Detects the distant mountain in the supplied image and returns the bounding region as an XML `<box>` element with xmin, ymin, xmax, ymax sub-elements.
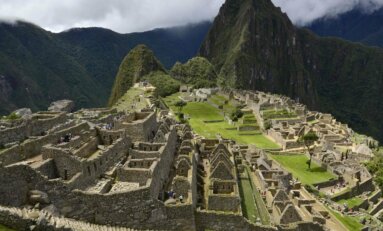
<box><xmin>0</xmin><ymin>21</ymin><xmax>211</xmax><ymax>114</ymax></box>
<box><xmin>307</xmin><ymin>7</ymin><xmax>383</xmax><ymax>47</ymax></box>
<box><xmin>200</xmin><ymin>0</ymin><xmax>383</xmax><ymax>142</ymax></box>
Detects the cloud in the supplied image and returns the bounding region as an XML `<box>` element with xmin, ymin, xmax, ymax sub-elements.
<box><xmin>271</xmin><ymin>0</ymin><xmax>383</xmax><ymax>25</ymax></box>
<box><xmin>2</xmin><ymin>0</ymin><xmax>383</xmax><ymax>33</ymax></box>
<box><xmin>0</xmin><ymin>0</ymin><xmax>225</xmax><ymax>33</ymax></box>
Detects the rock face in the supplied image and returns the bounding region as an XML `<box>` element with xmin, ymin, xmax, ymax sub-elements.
<box><xmin>13</xmin><ymin>108</ymin><xmax>32</xmax><ymax>119</ymax></box>
<box><xmin>108</xmin><ymin>45</ymin><xmax>166</xmax><ymax>106</ymax></box>
<box><xmin>48</xmin><ymin>100</ymin><xmax>74</xmax><ymax>113</ymax></box>
<box><xmin>200</xmin><ymin>0</ymin><xmax>383</xmax><ymax>142</ymax></box>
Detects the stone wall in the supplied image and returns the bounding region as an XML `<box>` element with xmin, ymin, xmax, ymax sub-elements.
<box><xmin>0</xmin><ymin>122</ymin><xmax>89</xmax><ymax>167</ymax></box>
<box><xmin>195</xmin><ymin>210</ymin><xmax>276</xmax><ymax>231</ymax></box>
<box><xmin>117</xmin><ymin>112</ymin><xmax>158</xmax><ymax>142</ymax></box>
<box><xmin>207</xmin><ymin>194</ymin><xmax>240</xmax><ymax>212</ymax></box>
<box><xmin>118</xmin><ymin>167</ymin><xmax>152</xmax><ymax>186</ymax></box>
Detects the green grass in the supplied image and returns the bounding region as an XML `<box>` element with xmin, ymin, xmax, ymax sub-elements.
<box><xmin>238</xmin><ymin>170</ymin><xmax>259</xmax><ymax>222</ymax></box>
<box><xmin>269</xmin><ymin>154</ymin><xmax>336</xmax><ymax>185</ymax></box>
<box><xmin>209</xmin><ymin>94</ymin><xmax>227</xmax><ymax>106</ymax></box>
<box><xmin>0</xmin><ymin>225</ymin><xmax>14</xmax><ymax>231</ymax></box>
<box><xmin>337</xmin><ymin>197</ymin><xmax>364</xmax><ymax>208</ymax></box>
<box><xmin>113</xmin><ymin>87</ymin><xmax>148</xmax><ymax>112</ymax></box>
<box><xmin>327</xmin><ymin>207</ymin><xmax>363</xmax><ymax>231</ymax></box>
<box><xmin>164</xmin><ymin>97</ymin><xmax>279</xmax><ymax>148</ymax></box>
<box><xmin>245</xmin><ymin>167</ymin><xmax>270</xmax><ymax>225</ymax></box>
<box><xmin>163</xmin><ymin>93</ymin><xmax>279</xmax><ymax>148</ymax></box>
<box><xmin>261</xmin><ymin>109</ymin><xmax>297</xmax><ymax>120</ymax></box>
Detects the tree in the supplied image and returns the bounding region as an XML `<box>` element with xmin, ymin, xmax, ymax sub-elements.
<box><xmin>174</xmin><ymin>100</ymin><xmax>187</xmax><ymax>113</ymax></box>
<box><xmin>299</xmin><ymin>132</ymin><xmax>319</xmax><ymax>169</ymax></box>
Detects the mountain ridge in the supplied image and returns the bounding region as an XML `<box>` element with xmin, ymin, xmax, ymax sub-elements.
<box><xmin>307</xmin><ymin>7</ymin><xmax>383</xmax><ymax>48</ymax></box>
<box><xmin>0</xmin><ymin>20</ymin><xmax>211</xmax><ymax>114</ymax></box>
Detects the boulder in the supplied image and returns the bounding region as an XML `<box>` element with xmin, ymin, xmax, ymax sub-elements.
<box><xmin>13</xmin><ymin>108</ymin><xmax>32</xmax><ymax>119</ymax></box>
<box><xmin>48</xmin><ymin>100</ymin><xmax>74</xmax><ymax>112</ymax></box>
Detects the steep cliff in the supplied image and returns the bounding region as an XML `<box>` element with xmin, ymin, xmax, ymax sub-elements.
<box><xmin>200</xmin><ymin>0</ymin><xmax>383</xmax><ymax>141</ymax></box>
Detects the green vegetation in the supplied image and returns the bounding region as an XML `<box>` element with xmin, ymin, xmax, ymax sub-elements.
<box><xmin>0</xmin><ymin>21</ymin><xmax>211</xmax><ymax>114</ymax></box>
<box><xmin>238</xmin><ymin>169</ymin><xmax>259</xmax><ymax>223</ymax></box>
<box><xmin>109</xmin><ymin>45</ymin><xmax>166</xmax><ymax>106</ymax></box>
<box><xmin>170</xmin><ymin>57</ymin><xmax>217</xmax><ymax>88</ymax></box>
<box><xmin>245</xmin><ymin>166</ymin><xmax>270</xmax><ymax>224</ymax></box>
<box><xmin>113</xmin><ymin>88</ymin><xmax>147</xmax><ymax>112</ymax></box>
<box><xmin>163</xmin><ymin>93</ymin><xmax>279</xmax><ymax>149</ymax></box>
<box><xmin>143</xmin><ymin>71</ymin><xmax>180</xmax><ymax>98</ymax></box>
<box><xmin>269</xmin><ymin>154</ymin><xmax>335</xmax><ymax>185</ymax></box>
<box><xmin>230</xmin><ymin>108</ymin><xmax>244</xmax><ymax>122</ymax></box>
<box><xmin>2</xmin><ymin>112</ymin><xmax>21</xmax><ymax>121</ymax></box>
<box><xmin>0</xmin><ymin>225</ymin><xmax>14</xmax><ymax>231</ymax></box>
<box><xmin>262</xmin><ymin>109</ymin><xmax>297</xmax><ymax>120</ymax></box>
<box><xmin>174</xmin><ymin>100</ymin><xmax>187</xmax><ymax>112</ymax></box>
<box><xmin>209</xmin><ymin>94</ymin><xmax>237</xmax><ymax>114</ymax></box>
<box><xmin>365</xmin><ymin>151</ymin><xmax>383</xmax><ymax>191</ymax></box>
<box><xmin>337</xmin><ymin>197</ymin><xmax>364</xmax><ymax>208</ymax></box>
<box><xmin>326</xmin><ymin>207</ymin><xmax>363</xmax><ymax>231</ymax></box>
<box><xmin>199</xmin><ymin>0</ymin><xmax>383</xmax><ymax>144</ymax></box>
<box><xmin>299</xmin><ymin>132</ymin><xmax>319</xmax><ymax>169</ymax></box>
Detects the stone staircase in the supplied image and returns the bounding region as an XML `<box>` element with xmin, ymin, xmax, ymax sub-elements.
<box><xmin>0</xmin><ymin>206</ymin><xmax>156</xmax><ymax>231</ymax></box>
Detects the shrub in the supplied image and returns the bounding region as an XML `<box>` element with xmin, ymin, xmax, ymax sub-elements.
<box><xmin>230</xmin><ymin>108</ymin><xmax>244</xmax><ymax>121</ymax></box>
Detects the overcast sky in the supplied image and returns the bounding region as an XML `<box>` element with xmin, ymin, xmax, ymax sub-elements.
<box><xmin>1</xmin><ymin>0</ymin><xmax>383</xmax><ymax>33</ymax></box>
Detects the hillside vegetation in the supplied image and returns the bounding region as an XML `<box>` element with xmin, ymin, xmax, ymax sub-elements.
<box><xmin>108</xmin><ymin>45</ymin><xmax>166</xmax><ymax>106</ymax></box>
<box><xmin>0</xmin><ymin>21</ymin><xmax>211</xmax><ymax>114</ymax></box>
<box><xmin>170</xmin><ymin>57</ymin><xmax>218</xmax><ymax>88</ymax></box>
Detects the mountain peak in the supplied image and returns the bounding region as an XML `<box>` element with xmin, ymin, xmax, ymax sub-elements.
<box><xmin>108</xmin><ymin>44</ymin><xmax>166</xmax><ymax>106</ymax></box>
<box><xmin>200</xmin><ymin>0</ymin><xmax>383</xmax><ymax>142</ymax></box>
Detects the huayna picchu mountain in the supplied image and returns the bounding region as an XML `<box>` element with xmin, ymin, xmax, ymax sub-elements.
<box><xmin>108</xmin><ymin>45</ymin><xmax>166</xmax><ymax>106</ymax></box>
<box><xmin>0</xmin><ymin>21</ymin><xmax>211</xmax><ymax>114</ymax></box>
<box><xmin>200</xmin><ymin>0</ymin><xmax>383</xmax><ymax>142</ymax></box>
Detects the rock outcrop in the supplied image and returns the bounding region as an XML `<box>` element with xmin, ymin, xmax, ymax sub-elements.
<box><xmin>48</xmin><ymin>100</ymin><xmax>74</xmax><ymax>113</ymax></box>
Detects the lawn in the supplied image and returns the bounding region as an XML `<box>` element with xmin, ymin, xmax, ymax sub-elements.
<box><xmin>163</xmin><ymin>96</ymin><xmax>280</xmax><ymax>149</ymax></box>
<box><xmin>269</xmin><ymin>154</ymin><xmax>336</xmax><ymax>185</ymax></box>
<box><xmin>113</xmin><ymin>87</ymin><xmax>148</xmax><ymax>112</ymax></box>
<box><xmin>238</xmin><ymin>169</ymin><xmax>259</xmax><ymax>223</ymax></box>
<box><xmin>245</xmin><ymin>167</ymin><xmax>270</xmax><ymax>225</ymax></box>
<box><xmin>327</xmin><ymin>207</ymin><xmax>363</xmax><ymax>231</ymax></box>
<box><xmin>261</xmin><ymin>109</ymin><xmax>297</xmax><ymax>120</ymax></box>
<box><xmin>337</xmin><ymin>197</ymin><xmax>364</xmax><ymax>208</ymax></box>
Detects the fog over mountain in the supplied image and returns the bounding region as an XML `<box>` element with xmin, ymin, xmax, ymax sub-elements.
<box><xmin>1</xmin><ymin>0</ymin><xmax>383</xmax><ymax>33</ymax></box>
<box><xmin>0</xmin><ymin>0</ymin><xmax>224</xmax><ymax>33</ymax></box>
<box><xmin>272</xmin><ymin>0</ymin><xmax>383</xmax><ymax>25</ymax></box>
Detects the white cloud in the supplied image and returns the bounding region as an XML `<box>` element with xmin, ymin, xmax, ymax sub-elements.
<box><xmin>0</xmin><ymin>0</ymin><xmax>225</xmax><ymax>33</ymax></box>
<box><xmin>271</xmin><ymin>0</ymin><xmax>383</xmax><ymax>25</ymax></box>
<box><xmin>1</xmin><ymin>0</ymin><xmax>383</xmax><ymax>32</ymax></box>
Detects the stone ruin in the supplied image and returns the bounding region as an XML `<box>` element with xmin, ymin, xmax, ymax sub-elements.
<box><xmin>0</xmin><ymin>104</ymin><xmax>199</xmax><ymax>230</ymax></box>
<box><xmin>255</xmin><ymin>153</ymin><xmax>330</xmax><ymax>228</ymax></box>
<box><xmin>1</xmin><ymin>91</ymin><xmax>381</xmax><ymax>230</ymax></box>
